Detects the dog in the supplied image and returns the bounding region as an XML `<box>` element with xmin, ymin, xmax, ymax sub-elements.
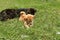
<box><xmin>17</xmin><ymin>8</ymin><xmax>36</xmax><ymax>15</ymax></box>
<box><xmin>19</xmin><ymin>11</ymin><xmax>34</xmax><ymax>28</ymax></box>
<box><xmin>27</xmin><ymin>8</ymin><xmax>36</xmax><ymax>15</ymax></box>
<box><xmin>0</xmin><ymin>8</ymin><xmax>36</xmax><ymax>21</ymax></box>
<box><xmin>0</xmin><ymin>9</ymin><xmax>19</xmax><ymax>21</ymax></box>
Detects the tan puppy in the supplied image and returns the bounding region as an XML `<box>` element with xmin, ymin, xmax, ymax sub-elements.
<box><xmin>19</xmin><ymin>11</ymin><xmax>34</xmax><ymax>28</ymax></box>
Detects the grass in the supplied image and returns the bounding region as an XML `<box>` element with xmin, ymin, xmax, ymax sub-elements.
<box><xmin>0</xmin><ymin>0</ymin><xmax>60</xmax><ymax>40</ymax></box>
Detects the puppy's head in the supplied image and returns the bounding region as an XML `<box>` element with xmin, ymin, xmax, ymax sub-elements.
<box><xmin>27</xmin><ymin>14</ymin><xmax>34</xmax><ymax>20</ymax></box>
<box><xmin>24</xmin><ymin>14</ymin><xmax>34</xmax><ymax>26</ymax></box>
<box><xmin>27</xmin><ymin>8</ymin><xmax>36</xmax><ymax>15</ymax></box>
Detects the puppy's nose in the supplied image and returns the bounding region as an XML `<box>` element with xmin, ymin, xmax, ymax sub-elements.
<box><xmin>30</xmin><ymin>24</ymin><xmax>32</xmax><ymax>25</ymax></box>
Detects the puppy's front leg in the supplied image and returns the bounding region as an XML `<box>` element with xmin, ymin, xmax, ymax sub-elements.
<box><xmin>30</xmin><ymin>21</ymin><xmax>33</xmax><ymax>27</ymax></box>
<box><xmin>24</xmin><ymin>21</ymin><xmax>29</xmax><ymax>28</ymax></box>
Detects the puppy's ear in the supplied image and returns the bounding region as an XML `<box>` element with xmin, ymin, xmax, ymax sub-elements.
<box><xmin>30</xmin><ymin>15</ymin><xmax>35</xmax><ymax>19</ymax></box>
<box><xmin>28</xmin><ymin>8</ymin><xmax>37</xmax><ymax>15</ymax></box>
<box><xmin>20</xmin><ymin>11</ymin><xmax>26</xmax><ymax>16</ymax></box>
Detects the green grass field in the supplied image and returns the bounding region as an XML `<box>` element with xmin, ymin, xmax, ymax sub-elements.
<box><xmin>0</xmin><ymin>0</ymin><xmax>60</xmax><ymax>40</ymax></box>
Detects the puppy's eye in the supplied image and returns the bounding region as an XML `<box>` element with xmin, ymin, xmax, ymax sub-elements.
<box><xmin>24</xmin><ymin>18</ymin><xmax>27</xmax><ymax>21</ymax></box>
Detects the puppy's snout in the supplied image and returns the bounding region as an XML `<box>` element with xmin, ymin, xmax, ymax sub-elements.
<box><xmin>30</xmin><ymin>23</ymin><xmax>32</xmax><ymax>25</ymax></box>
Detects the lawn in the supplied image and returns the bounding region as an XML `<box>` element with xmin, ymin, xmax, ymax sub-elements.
<box><xmin>0</xmin><ymin>0</ymin><xmax>60</xmax><ymax>40</ymax></box>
